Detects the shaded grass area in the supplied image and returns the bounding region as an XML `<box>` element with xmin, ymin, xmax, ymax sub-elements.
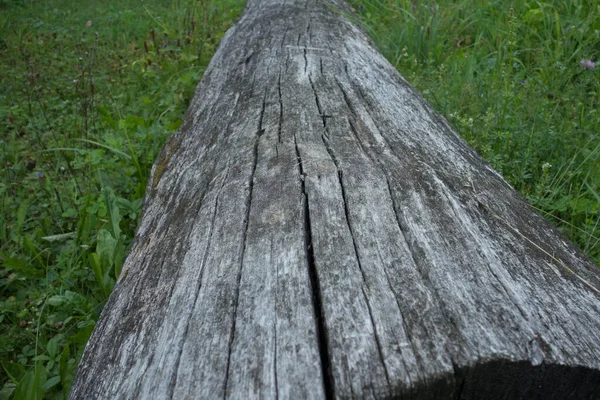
<box><xmin>347</xmin><ymin>0</ymin><xmax>600</xmax><ymax>264</ymax></box>
<box><xmin>0</xmin><ymin>0</ymin><xmax>243</xmax><ymax>398</ymax></box>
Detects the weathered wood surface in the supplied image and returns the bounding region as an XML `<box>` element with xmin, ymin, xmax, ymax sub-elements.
<box><xmin>70</xmin><ymin>0</ymin><xmax>600</xmax><ymax>398</ymax></box>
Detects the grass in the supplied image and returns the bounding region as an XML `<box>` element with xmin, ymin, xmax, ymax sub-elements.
<box><xmin>347</xmin><ymin>0</ymin><xmax>600</xmax><ymax>264</ymax></box>
<box><xmin>0</xmin><ymin>0</ymin><xmax>243</xmax><ymax>398</ymax></box>
<box><xmin>0</xmin><ymin>0</ymin><xmax>598</xmax><ymax>398</ymax></box>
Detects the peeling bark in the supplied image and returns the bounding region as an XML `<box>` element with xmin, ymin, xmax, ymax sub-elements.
<box><xmin>70</xmin><ymin>0</ymin><xmax>600</xmax><ymax>399</ymax></box>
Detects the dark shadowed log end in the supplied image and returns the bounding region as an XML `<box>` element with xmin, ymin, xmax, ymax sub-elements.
<box><xmin>445</xmin><ymin>360</ymin><xmax>600</xmax><ymax>400</ymax></box>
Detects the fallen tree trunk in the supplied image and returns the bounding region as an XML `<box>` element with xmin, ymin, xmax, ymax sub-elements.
<box><xmin>70</xmin><ymin>0</ymin><xmax>600</xmax><ymax>398</ymax></box>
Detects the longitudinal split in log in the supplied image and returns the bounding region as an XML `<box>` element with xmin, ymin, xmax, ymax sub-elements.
<box><xmin>70</xmin><ymin>0</ymin><xmax>600</xmax><ymax>399</ymax></box>
<box><xmin>295</xmin><ymin>132</ymin><xmax>334</xmax><ymax>399</ymax></box>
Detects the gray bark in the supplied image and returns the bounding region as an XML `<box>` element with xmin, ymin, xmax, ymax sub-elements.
<box><xmin>70</xmin><ymin>0</ymin><xmax>600</xmax><ymax>398</ymax></box>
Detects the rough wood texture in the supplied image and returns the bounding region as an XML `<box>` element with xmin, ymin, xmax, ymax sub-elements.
<box><xmin>70</xmin><ymin>0</ymin><xmax>600</xmax><ymax>398</ymax></box>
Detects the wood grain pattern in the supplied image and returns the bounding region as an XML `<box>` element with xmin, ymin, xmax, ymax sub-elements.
<box><xmin>70</xmin><ymin>0</ymin><xmax>600</xmax><ymax>398</ymax></box>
